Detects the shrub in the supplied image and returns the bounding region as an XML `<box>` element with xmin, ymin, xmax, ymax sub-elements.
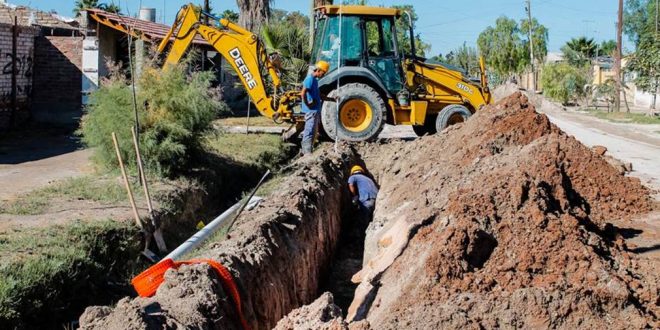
<box><xmin>79</xmin><ymin>63</ymin><xmax>227</xmax><ymax>177</ymax></box>
<box><xmin>540</xmin><ymin>62</ymin><xmax>590</xmax><ymax>105</ymax></box>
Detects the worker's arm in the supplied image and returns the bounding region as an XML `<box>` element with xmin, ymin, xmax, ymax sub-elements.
<box><xmin>300</xmin><ymin>87</ymin><xmax>316</xmax><ymax>109</ymax></box>
<box><xmin>348</xmin><ymin>183</ymin><xmax>357</xmax><ymax>196</ymax></box>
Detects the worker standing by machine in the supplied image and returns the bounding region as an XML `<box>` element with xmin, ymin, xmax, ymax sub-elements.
<box><xmin>348</xmin><ymin>165</ymin><xmax>379</xmax><ymax>224</ymax></box>
<box><xmin>300</xmin><ymin>61</ymin><xmax>330</xmax><ymax>155</ymax></box>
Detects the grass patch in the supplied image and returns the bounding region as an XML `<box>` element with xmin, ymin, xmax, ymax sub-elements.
<box><xmin>587</xmin><ymin>109</ymin><xmax>660</xmax><ymax>124</ymax></box>
<box><xmin>0</xmin><ymin>175</ymin><xmax>141</xmax><ymax>215</ymax></box>
<box><xmin>0</xmin><ymin>220</ymin><xmax>141</xmax><ymax>329</ymax></box>
<box><xmin>256</xmin><ymin>174</ymin><xmax>288</xmax><ymax>197</ymax></box>
<box><xmin>215</xmin><ymin>115</ymin><xmax>286</xmax><ymax>127</ymax></box>
<box><xmin>204</xmin><ymin>132</ymin><xmax>294</xmax><ymax>168</ymax></box>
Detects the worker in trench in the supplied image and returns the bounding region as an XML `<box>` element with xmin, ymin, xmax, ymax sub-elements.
<box><xmin>300</xmin><ymin>60</ymin><xmax>331</xmax><ymax>155</ymax></box>
<box><xmin>348</xmin><ymin>165</ymin><xmax>379</xmax><ymax>225</ymax></box>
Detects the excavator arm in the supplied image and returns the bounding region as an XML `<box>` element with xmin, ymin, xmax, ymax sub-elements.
<box><xmin>157</xmin><ymin>4</ymin><xmax>299</xmax><ymax>122</ymax></box>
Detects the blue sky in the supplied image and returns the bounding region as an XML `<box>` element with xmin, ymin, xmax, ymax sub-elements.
<box><xmin>14</xmin><ymin>0</ymin><xmax>630</xmax><ymax>55</ymax></box>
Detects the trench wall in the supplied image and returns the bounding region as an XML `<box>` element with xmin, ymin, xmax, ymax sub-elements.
<box><xmin>80</xmin><ymin>148</ymin><xmax>357</xmax><ymax>330</ymax></box>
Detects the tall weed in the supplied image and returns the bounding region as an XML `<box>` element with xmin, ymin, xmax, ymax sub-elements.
<box><xmin>80</xmin><ymin>62</ymin><xmax>227</xmax><ymax>177</ymax></box>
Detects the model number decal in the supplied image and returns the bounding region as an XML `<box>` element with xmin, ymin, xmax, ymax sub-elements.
<box><xmin>229</xmin><ymin>48</ymin><xmax>258</xmax><ymax>90</ymax></box>
<box><xmin>457</xmin><ymin>82</ymin><xmax>473</xmax><ymax>94</ymax></box>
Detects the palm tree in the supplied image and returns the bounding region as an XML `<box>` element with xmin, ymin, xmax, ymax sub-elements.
<box><xmin>220</xmin><ymin>9</ymin><xmax>239</xmax><ymax>22</ymax></box>
<box><xmin>73</xmin><ymin>0</ymin><xmax>121</xmax><ymax>16</ymax></box>
<box><xmin>236</xmin><ymin>0</ymin><xmax>271</xmax><ymax>32</ymax></box>
<box><xmin>561</xmin><ymin>37</ymin><xmax>597</xmax><ymax>66</ymax></box>
<box><xmin>98</xmin><ymin>3</ymin><xmax>121</xmax><ymax>14</ymax></box>
<box><xmin>261</xmin><ymin>21</ymin><xmax>310</xmax><ymax>89</ymax></box>
<box><xmin>73</xmin><ymin>0</ymin><xmax>99</xmax><ymax>16</ymax></box>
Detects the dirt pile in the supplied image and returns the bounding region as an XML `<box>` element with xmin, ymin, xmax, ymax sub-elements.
<box><xmin>350</xmin><ymin>92</ymin><xmax>656</xmax><ymax>328</ymax></box>
<box><xmin>78</xmin><ymin>91</ymin><xmax>656</xmax><ymax>329</ymax></box>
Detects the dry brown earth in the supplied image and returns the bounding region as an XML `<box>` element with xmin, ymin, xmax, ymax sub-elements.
<box><xmin>80</xmin><ymin>92</ymin><xmax>658</xmax><ymax>329</ymax></box>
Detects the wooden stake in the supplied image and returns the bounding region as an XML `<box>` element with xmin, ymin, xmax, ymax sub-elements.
<box><xmin>131</xmin><ymin>127</ymin><xmax>167</xmax><ymax>252</ymax></box>
<box><xmin>132</xmin><ymin>127</ymin><xmax>153</xmax><ymax>213</ymax></box>
<box><xmin>112</xmin><ymin>132</ymin><xmax>142</xmax><ymax>229</ymax></box>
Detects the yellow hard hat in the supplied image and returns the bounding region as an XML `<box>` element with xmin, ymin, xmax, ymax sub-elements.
<box><xmin>350</xmin><ymin>165</ymin><xmax>364</xmax><ymax>174</ymax></box>
<box><xmin>315</xmin><ymin>60</ymin><xmax>330</xmax><ymax>73</ymax></box>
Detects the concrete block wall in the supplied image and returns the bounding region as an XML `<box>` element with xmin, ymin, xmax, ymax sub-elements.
<box><xmin>31</xmin><ymin>35</ymin><xmax>83</xmax><ymax>126</ymax></box>
<box><xmin>0</xmin><ymin>23</ymin><xmax>38</xmax><ymax>129</ymax></box>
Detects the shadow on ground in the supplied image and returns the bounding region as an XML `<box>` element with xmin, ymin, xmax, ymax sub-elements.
<box><xmin>0</xmin><ymin>125</ymin><xmax>81</xmax><ymax>164</ymax></box>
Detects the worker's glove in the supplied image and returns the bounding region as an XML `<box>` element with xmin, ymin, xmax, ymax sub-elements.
<box><xmin>352</xmin><ymin>196</ymin><xmax>359</xmax><ymax>206</ymax></box>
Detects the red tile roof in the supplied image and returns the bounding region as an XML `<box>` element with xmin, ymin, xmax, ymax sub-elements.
<box><xmin>85</xmin><ymin>8</ymin><xmax>209</xmax><ymax>45</ymax></box>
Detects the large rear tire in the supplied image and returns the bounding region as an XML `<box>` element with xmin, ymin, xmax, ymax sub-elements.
<box><xmin>436</xmin><ymin>104</ymin><xmax>471</xmax><ymax>132</ymax></box>
<box><xmin>321</xmin><ymin>83</ymin><xmax>386</xmax><ymax>142</ymax></box>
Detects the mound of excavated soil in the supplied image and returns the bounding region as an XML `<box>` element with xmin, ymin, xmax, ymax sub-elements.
<box><xmin>348</xmin><ymin>92</ymin><xmax>656</xmax><ymax>328</ymax></box>
<box><xmin>79</xmin><ymin>92</ymin><xmax>657</xmax><ymax>329</ymax></box>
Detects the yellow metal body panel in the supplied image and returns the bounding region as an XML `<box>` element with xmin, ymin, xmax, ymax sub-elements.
<box><xmin>157</xmin><ymin>4</ymin><xmax>298</xmax><ymax>122</ymax></box>
<box><xmin>318</xmin><ymin>5</ymin><xmax>400</xmax><ymax>17</ymax></box>
<box><xmin>410</xmin><ymin>101</ymin><xmax>428</xmax><ymax>125</ymax></box>
<box><xmin>405</xmin><ymin>60</ymin><xmax>492</xmax><ymax>114</ymax></box>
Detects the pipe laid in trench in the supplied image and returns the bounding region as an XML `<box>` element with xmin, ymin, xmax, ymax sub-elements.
<box><xmin>164</xmin><ymin>196</ymin><xmax>263</xmax><ymax>261</ymax></box>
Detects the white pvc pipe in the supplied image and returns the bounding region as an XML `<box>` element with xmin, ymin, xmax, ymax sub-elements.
<box><xmin>164</xmin><ymin>196</ymin><xmax>263</xmax><ymax>261</ymax></box>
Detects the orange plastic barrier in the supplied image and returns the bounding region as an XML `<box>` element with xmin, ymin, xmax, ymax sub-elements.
<box><xmin>132</xmin><ymin>258</ymin><xmax>250</xmax><ymax>330</ymax></box>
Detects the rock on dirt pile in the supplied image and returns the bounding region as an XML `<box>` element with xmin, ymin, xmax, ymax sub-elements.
<box><xmin>348</xmin><ymin>92</ymin><xmax>656</xmax><ymax>329</ymax></box>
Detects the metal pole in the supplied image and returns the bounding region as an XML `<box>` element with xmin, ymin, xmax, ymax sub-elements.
<box><xmin>246</xmin><ymin>101</ymin><xmax>251</xmax><ymax>134</ymax></box>
<box><xmin>526</xmin><ymin>0</ymin><xmax>535</xmax><ymax>92</ymax></box>
<box><xmin>202</xmin><ymin>0</ymin><xmax>209</xmax><ymax>71</ymax></box>
<box><xmin>334</xmin><ymin>4</ymin><xmax>343</xmax><ymax>153</ymax></box>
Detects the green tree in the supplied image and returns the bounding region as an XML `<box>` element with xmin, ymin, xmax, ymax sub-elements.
<box><xmin>73</xmin><ymin>0</ymin><xmax>120</xmax><ymax>16</ymax></box>
<box><xmin>624</xmin><ymin>0</ymin><xmax>655</xmax><ymax>47</ymax></box>
<box><xmin>99</xmin><ymin>3</ymin><xmax>120</xmax><ymax>13</ymax></box>
<box><xmin>80</xmin><ymin>62</ymin><xmax>225</xmax><ymax>177</ymax></box>
<box><xmin>561</xmin><ymin>37</ymin><xmax>597</xmax><ymax>66</ymax></box>
<box><xmin>393</xmin><ymin>4</ymin><xmax>431</xmax><ymax>57</ymax></box>
<box><xmin>477</xmin><ymin>16</ymin><xmax>527</xmax><ymax>78</ymax></box>
<box><xmin>520</xmin><ymin>17</ymin><xmax>548</xmax><ymax>63</ymax></box>
<box><xmin>261</xmin><ymin>20</ymin><xmax>311</xmax><ymax>89</ymax></box>
<box><xmin>599</xmin><ymin>40</ymin><xmax>617</xmax><ymax>56</ymax></box>
<box><xmin>627</xmin><ymin>34</ymin><xmax>660</xmax><ymax>110</ymax></box>
<box><xmin>541</xmin><ymin>62</ymin><xmax>590</xmax><ymax>105</ymax></box>
<box><xmin>431</xmin><ymin>43</ymin><xmax>480</xmax><ymax>77</ymax></box>
<box><xmin>219</xmin><ymin>9</ymin><xmax>239</xmax><ymax>22</ymax></box>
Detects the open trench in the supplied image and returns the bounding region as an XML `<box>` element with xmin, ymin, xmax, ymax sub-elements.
<box><xmin>79</xmin><ymin>146</ymin><xmax>376</xmax><ymax>329</ymax></box>
<box><xmin>79</xmin><ymin>92</ymin><xmax>659</xmax><ymax>329</ymax></box>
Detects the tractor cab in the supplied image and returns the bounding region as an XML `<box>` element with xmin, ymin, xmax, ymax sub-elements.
<box><xmin>312</xmin><ymin>5</ymin><xmax>406</xmax><ymax>95</ymax></box>
<box><xmin>309</xmin><ymin>5</ymin><xmax>491</xmax><ymax>142</ymax></box>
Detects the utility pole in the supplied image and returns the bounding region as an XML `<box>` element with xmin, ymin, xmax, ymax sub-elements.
<box><xmin>201</xmin><ymin>0</ymin><xmax>210</xmax><ymax>71</ymax></box>
<box><xmin>525</xmin><ymin>0</ymin><xmax>535</xmax><ymax>92</ymax></box>
<box><xmin>614</xmin><ymin>0</ymin><xmax>623</xmax><ymax>112</ymax></box>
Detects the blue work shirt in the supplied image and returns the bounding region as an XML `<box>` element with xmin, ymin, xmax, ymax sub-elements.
<box><xmin>301</xmin><ymin>74</ymin><xmax>321</xmax><ymax>113</ymax></box>
<box><xmin>348</xmin><ymin>173</ymin><xmax>379</xmax><ymax>203</ymax></box>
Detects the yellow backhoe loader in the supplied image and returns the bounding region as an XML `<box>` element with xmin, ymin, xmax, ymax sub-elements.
<box><xmin>158</xmin><ymin>3</ymin><xmax>492</xmax><ymax>141</ymax></box>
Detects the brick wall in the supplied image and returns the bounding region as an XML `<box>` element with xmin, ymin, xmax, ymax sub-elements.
<box><xmin>0</xmin><ymin>23</ymin><xmax>38</xmax><ymax>130</ymax></box>
<box><xmin>31</xmin><ymin>35</ymin><xmax>83</xmax><ymax>126</ymax></box>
